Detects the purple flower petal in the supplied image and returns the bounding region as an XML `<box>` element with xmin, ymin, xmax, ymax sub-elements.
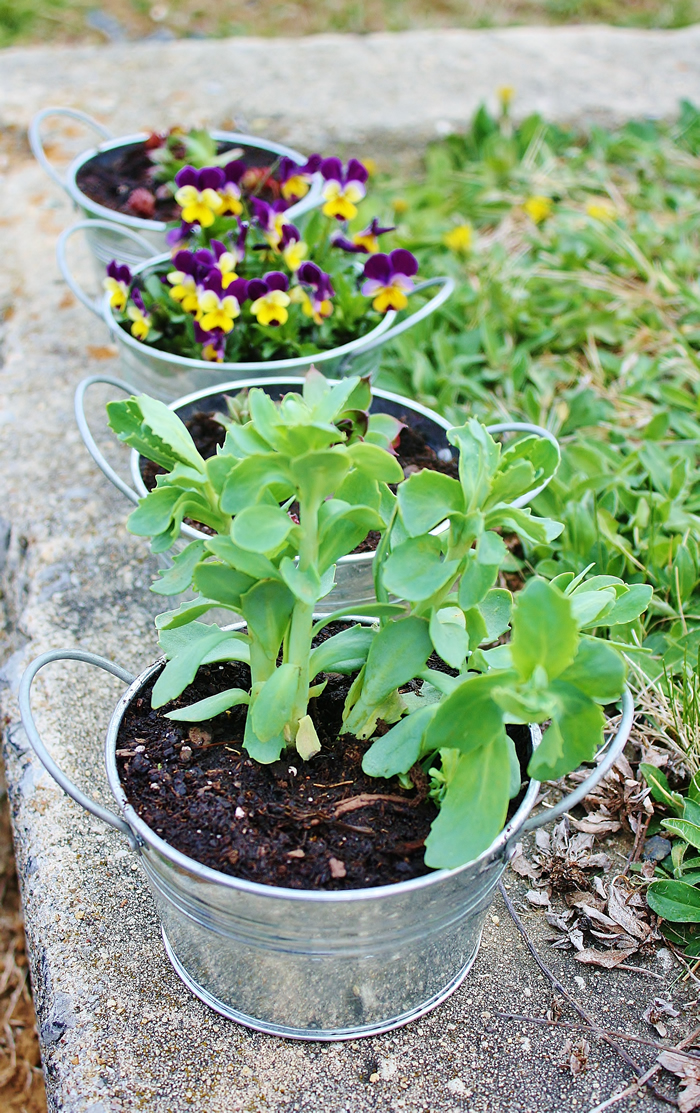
<box><xmin>201</xmin><ymin>271</ymin><xmax>224</xmax><ymax>295</ymax></box>
<box><xmin>172</xmin><ymin>249</ymin><xmax>198</xmax><ymax>275</ymax></box>
<box><xmin>347</xmin><ymin>158</ymin><xmax>369</xmax><ymax>185</ymax></box>
<box><xmin>166</xmin><ymin>221</ymin><xmax>194</xmax><ymax>247</ymax></box>
<box><xmin>174</xmin><ymin>166</ymin><xmax>198</xmax><ymax>188</ymax></box>
<box><xmin>297</xmin><ymin>261</ymin><xmax>322</xmax><ymax>285</ymax></box>
<box><xmin>265</xmin><ymin>271</ymin><xmax>289</xmax><ymax>292</ymax></box>
<box><xmin>303</xmin><ymin>153</ymin><xmax>322</xmax><ymax>175</ymax></box>
<box><xmin>210</xmin><ymin>240</ymin><xmax>228</xmax><ymax>260</ymax></box>
<box><xmin>247</xmin><ymin>278</ymin><xmax>267</xmax><ymax>301</ymax></box>
<box><xmin>198</xmin><ymin>166</ymin><xmax>225</xmax><ymax>191</ymax></box>
<box><xmin>280</xmin><ymin>223</ymin><xmax>300</xmax><ymax>248</ymax></box>
<box><xmin>278</xmin><ymin>156</ymin><xmax>297</xmax><ymax>183</ymax></box>
<box><xmin>223</xmin><ymin>159</ymin><xmax>246</xmax><ymax>184</ymax></box>
<box><xmin>389</xmin><ymin>249</ymin><xmax>418</xmax><ymax>277</ymax></box>
<box><xmin>320</xmin><ymin>156</ymin><xmax>343</xmax><ymax>183</ymax></box>
<box><xmin>193</xmin><ymin>248</ymin><xmax>216</xmax><ymax>267</ymax></box>
<box><xmin>227</xmin><ymin>277</ymin><xmax>249</xmax><ymax>303</ymax></box>
<box><xmin>131</xmin><ymin>286</ymin><xmax>146</xmax><ymax>311</ymax></box>
<box><xmin>250</xmin><ymin>198</ymin><xmax>272</xmax><ymax>227</ymax></box>
<box><xmin>361</xmin><ymin>278</ymin><xmax>384</xmax><ymax>297</ymax></box>
<box><xmin>331</xmin><ymin>233</ymin><xmax>366</xmax><ymax>254</ymax></box>
<box><xmin>362</xmin><ymin>253</ymin><xmax>392</xmax><ymax>283</ymax></box>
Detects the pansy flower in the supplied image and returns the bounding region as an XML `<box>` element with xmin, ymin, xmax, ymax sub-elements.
<box><xmin>332</xmin><ymin>218</ymin><xmax>394</xmax><ymax>255</ymax></box>
<box><xmin>193</xmin><ymin>239</ymin><xmax>239</xmax><ymax>288</ymax></box>
<box><xmin>196</xmin><ymin>272</ymin><xmax>246</xmax><ymax>334</ymax></box>
<box><xmin>166</xmin><ymin>220</ymin><xmax>195</xmax><ymax>249</ymax></box>
<box><xmin>167</xmin><ymin>250</ymin><xmax>203</xmax><ymax>313</ymax></box>
<box><xmin>126</xmin><ymin>287</ymin><xmax>152</xmax><ymax>341</ymax></box>
<box><xmin>280</xmin><ymin>224</ymin><xmax>308</xmax><ymax>272</ymax></box>
<box><xmin>361</xmin><ymin>249</ymin><xmax>418</xmax><ymax>312</ymax></box>
<box><xmin>320</xmin><ymin>158</ymin><xmax>368</xmax><ymax>221</ymax></box>
<box><xmin>174</xmin><ymin>166</ymin><xmax>225</xmax><ymax>228</ymax></box>
<box><xmin>250</xmin><ymin>198</ymin><xmax>290</xmax><ymax>249</ymax></box>
<box><xmin>248</xmin><ymin>272</ymin><xmax>291</xmax><ymax>327</ymax></box>
<box><xmin>194</xmin><ymin>322</ymin><xmax>227</xmax><ymax>363</ymax></box>
<box><xmin>103</xmin><ymin>260</ymin><xmax>132</xmax><ymax>311</ymax></box>
<box><xmin>292</xmin><ymin>261</ymin><xmax>334</xmax><ymax>324</ymax></box>
<box><xmin>218</xmin><ymin>161</ymin><xmax>246</xmax><ymax>216</ymax></box>
<box><xmin>278</xmin><ymin>154</ymin><xmax>322</xmax><ymax>202</ymax></box>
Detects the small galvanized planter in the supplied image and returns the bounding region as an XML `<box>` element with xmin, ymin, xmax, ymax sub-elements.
<box><xmin>75</xmin><ymin>374</ymin><xmax>559</xmax><ymax>611</ymax></box>
<box><xmin>58</xmin><ymin>223</ymin><xmax>456</xmax><ymax>401</ymax></box>
<box><xmin>30</xmin><ymin>107</ymin><xmax>322</xmax><ymax>269</ymax></box>
<box><xmin>19</xmin><ymin>644</ymin><xmax>634</xmax><ymax>1040</ymax></box>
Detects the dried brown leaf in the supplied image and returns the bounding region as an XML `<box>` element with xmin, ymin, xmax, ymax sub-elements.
<box><xmin>560</xmin><ymin>1037</ymin><xmax>590</xmax><ymax>1076</ymax></box>
<box><xmin>575</xmin><ymin>948</ymin><xmax>637</xmax><ymax>969</ymax></box>
<box><xmin>658</xmin><ymin>1051</ymin><xmax>700</xmax><ymax>1112</ymax></box>
<box><xmin>608</xmin><ymin>880</ymin><xmax>652</xmax><ymax>942</ymax></box>
<box><xmin>509</xmin><ymin>842</ymin><xmax>540</xmax><ymax>880</ymax></box>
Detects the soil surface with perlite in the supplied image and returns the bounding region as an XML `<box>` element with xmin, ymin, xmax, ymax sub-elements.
<box><xmin>118</xmin><ymin>627</ymin><xmax>531</xmax><ymax>891</ymax></box>
<box><xmin>140</xmin><ymin>411</ymin><xmax>458</xmax><ymax>549</ymax></box>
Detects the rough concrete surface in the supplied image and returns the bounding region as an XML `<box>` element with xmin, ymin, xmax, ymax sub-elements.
<box><xmin>2</xmin><ymin>30</ymin><xmax>700</xmax><ymax>1113</ymax></box>
<box><xmin>2</xmin><ymin>26</ymin><xmax>700</xmax><ymax>155</ymax></box>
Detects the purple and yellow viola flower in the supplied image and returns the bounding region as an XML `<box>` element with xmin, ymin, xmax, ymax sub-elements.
<box><xmin>280</xmin><ymin>224</ymin><xmax>308</xmax><ymax>272</ymax></box>
<box><xmin>174</xmin><ymin>166</ymin><xmax>225</xmax><ymax>228</ymax></box>
<box><xmin>218</xmin><ymin>160</ymin><xmax>246</xmax><ymax>216</ymax></box>
<box><xmin>167</xmin><ymin>250</ymin><xmax>203</xmax><ymax>313</ymax></box>
<box><xmin>194</xmin><ymin>239</ymin><xmax>240</xmax><ymax>288</ymax></box>
<box><xmin>126</xmin><ymin>287</ymin><xmax>152</xmax><ymax>341</ymax></box>
<box><xmin>332</xmin><ymin>217</ymin><xmax>395</xmax><ymax>255</ymax></box>
<box><xmin>292</xmin><ymin>261</ymin><xmax>334</xmax><ymax>325</ymax></box>
<box><xmin>278</xmin><ymin>154</ymin><xmax>322</xmax><ymax>202</ymax></box>
<box><xmin>194</xmin><ymin>322</ymin><xmax>227</xmax><ymax>363</ymax></box>
<box><xmin>166</xmin><ymin>220</ymin><xmax>196</xmax><ymax>249</ymax></box>
<box><xmin>248</xmin><ymin>272</ymin><xmax>291</xmax><ymax>327</ymax></box>
<box><xmin>251</xmin><ymin>198</ymin><xmax>291</xmax><ymax>249</ymax></box>
<box><xmin>104</xmin><ymin>260</ymin><xmax>132</xmax><ymax>311</ymax></box>
<box><xmin>196</xmin><ymin>272</ymin><xmax>247</xmax><ymax>334</ymax></box>
<box><xmin>320</xmin><ymin>158</ymin><xmax>368</xmax><ymax>221</ymax></box>
<box><xmin>361</xmin><ymin>249</ymin><xmax>418</xmax><ymax>313</ymax></box>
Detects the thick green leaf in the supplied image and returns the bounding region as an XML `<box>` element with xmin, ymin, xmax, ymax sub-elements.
<box><xmin>290</xmin><ymin>449</ymin><xmax>350</xmax><ymax>504</ymax></box>
<box><xmin>240</xmin><ymin>580</ymin><xmax>294</xmax><ymax>659</ymax></box>
<box><xmin>107</xmin><ymin>395</ymin><xmax>204</xmax><ymax>471</ymax></box>
<box><xmin>478</xmin><ymin>588</ymin><xmax>512</xmax><ymax>642</ymax></box>
<box><xmin>485</xmin><ymin>506</ymin><xmax>563</xmax><ymax>544</ymax></box>
<box><xmin>424</xmin><ymin>671</ymin><xmax>509</xmax><ymax>755</ymax></box>
<box><xmin>309</xmin><ymin>624</ymin><xmax>374</xmax><ymax>677</ymax></box>
<box><xmin>510</xmin><ymin>578</ymin><xmax>579</xmax><ymax>682</ymax></box>
<box><xmin>251</xmin><ymin>664</ymin><xmax>300</xmax><ymax>742</ymax></box>
<box><xmin>150</xmin><ymin>540</ymin><xmax>206</xmax><ymax>596</ymax></box>
<box><xmin>397</xmin><ymin>469</ymin><xmax>464</xmax><ymax>537</ymax></box>
<box><xmin>204</xmin><ymin>536</ymin><xmax>280</xmax><ymax>581</ymax></box>
<box><xmin>152</xmin><ymin>626</ymin><xmax>233</xmax><ymax>707</ymax></box>
<box><xmin>527</xmin><ymin>681</ymin><xmax>603</xmax><ymax>780</ymax></box>
<box><xmin>558</xmin><ymin>638</ymin><xmax>626</xmax><ymax>702</ymax></box>
<box><xmin>429</xmin><ymin>607</ymin><xmax>469</xmax><ymax>669</ymax></box>
<box><xmin>362</xmin><ymin>705</ymin><xmax>437</xmax><ymax>777</ymax></box>
<box><xmin>383</xmin><ymin>534</ymin><xmax>460</xmax><ymax>601</ymax></box>
<box><xmin>647</xmin><ymin>880</ymin><xmax>700</xmax><ymax>923</ymax></box>
<box><xmin>318</xmin><ymin>503</ymin><xmax>384</xmax><ymax>570</ymax></box>
<box><xmin>569</xmin><ymin>587</ymin><xmax>617</xmax><ymax>628</ymax></box>
<box><xmin>127</xmin><ymin>487</ymin><xmax>182</xmax><ymax>536</ymax></box>
<box><xmin>166</xmin><ymin>687</ymin><xmax>250</xmax><ymax>721</ymax></box>
<box><xmin>231</xmin><ymin>504</ymin><xmax>297</xmax><ymax>554</ymax></box>
<box><xmin>448</xmin><ymin>420</ymin><xmax>499</xmax><ymax>510</ymax></box>
<box><xmin>192</xmin><ymin>562</ymin><xmax>255</xmax><ymax>607</ymax></box>
<box><xmin>663</xmin><ymin>818</ymin><xmax>700</xmax><ymax>851</ymax></box>
<box><xmin>220</xmin><ymin>454</ymin><xmax>293</xmax><ymax>515</ymax></box>
<box><xmin>346</xmin><ymin>442</ymin><xmax>404</xmax><ymax>483</ymax></box>
<box><xmin>279</xmin><ymin>557</ymin><xmax>321</xmax><ymax>604</ymax></box>
<box><xmin>311</xmin><ymin>604</ymin><xmax>406</xmax><ymax>636</ymax></box>
<box><xmin>458</xmin><ymin>531</ymin><xmax>507</xmax><ymax>609</ymax></box>
<box><xmin>424</xmin><ymin>732</ymin><xmax>511</xmax><ymax>868</ymax></box>
<box><xmin>602</xmin><ymin>584</ymin><xmax>653</xmax><ymax>626</ymax></box>
<box><xmin>684</xmin><ymin>799</ymin><xmax>700</xmax><ymax>826</ymax></box>
<box><xmin>155</xmin><ymin>597</ymin><xmax>224</xmax><ymax>630</ymax></box>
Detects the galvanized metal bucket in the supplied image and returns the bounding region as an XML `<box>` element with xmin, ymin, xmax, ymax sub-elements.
<box><xmin>30</xmin><ymin>107</ymin><xmax>322</xmax><ymax>270</ymax></box>
<box><xmin>19</xmin><ymin>645</ymin><xmax>633</xmax><ymax>1040</ymax></box>
<box><xmin>58</xmin><ymin>222</ymin><xmax>456</xmax><ymax>401</ymax></box>
<box><xmin>75</xmin><ymin>374</ymin><xmax>559</xmax><ymax>611</ymax></box>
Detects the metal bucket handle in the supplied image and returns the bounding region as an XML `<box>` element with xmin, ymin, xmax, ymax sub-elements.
<box><xmin>485</xmin><ymin>421</ymin><xmax>559</xmax><ymax>509</ymax></box>
<box><xmin>57</xmin><ymin>219</ymin><xmax>157</xmax><ymax>315</ymax></box>
<box><xmin>29</xmin><ymin>107</ymin><xmax>113</xmax><ymax>190</ymax></box>
<box><xmin>74</xmin><ymin>375</ymin><xmax>142</xmax><ymax>505</ymax></box>
<box><xmin>18</xmin><ymin>649</ymin><xmax>140</xmax><ymax>850</ymax></box>
<box><xmin>515</xmin><ymin>686</ymin><xmax>634</xmax><ymax>840</ymax></box>
<box><xmin>342</xmin><ymin>276</ymin><xmax>456</xmax><ymax>365</ymax></box>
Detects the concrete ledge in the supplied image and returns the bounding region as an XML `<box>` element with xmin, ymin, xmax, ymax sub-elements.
<box><xmin>0</xmin><ymin>35</ymin><xmax>697</xmax><ymax>1111</ymax></box>
<box><xmin>1</xmin><ymin>26</ymin><xmax>700</xmax><ymax>153</ymax></box>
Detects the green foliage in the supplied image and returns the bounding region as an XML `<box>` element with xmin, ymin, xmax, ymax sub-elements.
<box><xmin>111</xmin><ymin>369</ymin><xmax>638</xmax><ymax>869</ymax></box>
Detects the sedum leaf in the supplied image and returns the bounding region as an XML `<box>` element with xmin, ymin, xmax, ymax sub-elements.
<box><xmin>166</xmin><ymin>687</ymin><xmax>249</xmax><ymax>721</ymax></box>
<box><xmin>510</xmin><ymin>578</ymin><xmax>579</xmax><ymax>683</ymax></box>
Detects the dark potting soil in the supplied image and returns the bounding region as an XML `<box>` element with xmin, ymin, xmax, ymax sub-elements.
<box><xmin>75</xmin><ymin>139</ymin><xmax>279</xmax><ymax>221</ymax></box>
<box><xmin>139</xmin><ymin>411</ymin><xmax>458</xmax><ymax>549</ymax></box>
<box><xmin>118</xmin><ymin>629</ymin><xmax>531</xmax><ymax>891</ymax></box>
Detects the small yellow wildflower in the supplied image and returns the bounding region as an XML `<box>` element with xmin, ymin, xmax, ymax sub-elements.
<box><xmin>443</xmin><ymin>224</ymin><xmax>473</xmax><ymax>253</ymax></box>
<box><xmin>497</xmin><ymin>85</ymin><xmax>515</xmax><ymax>109</ymax></box>
<box><xmin>523</xmin><ymin>196</ymin><xmax>552</xmax><ymax>224</ymax></box>
<box><xmin>391</xmin><ymin>198</ymin><xmax>409</xmax><ymax>215</ymax></box>
<box><xmin>362</xmin><ymin>157</ymin><xmax>378</xmax><ymax>177</ymax></box>
<box><xmin>586</xmin><ymin>198</ymin><xmax>617</xmax><ymax>221</ymax></box>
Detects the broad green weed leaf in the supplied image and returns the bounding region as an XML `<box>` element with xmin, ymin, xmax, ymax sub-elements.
<box><xmin>647</xmin><ymin>880</ymin><xmax>700</xmax><ymax>923</ymax></box>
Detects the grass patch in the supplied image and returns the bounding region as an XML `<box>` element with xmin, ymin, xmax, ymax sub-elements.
<box><xmin>1</xmin><ymin>0</ymin><xmax>699</xmax><ymax>47</ymax></box>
